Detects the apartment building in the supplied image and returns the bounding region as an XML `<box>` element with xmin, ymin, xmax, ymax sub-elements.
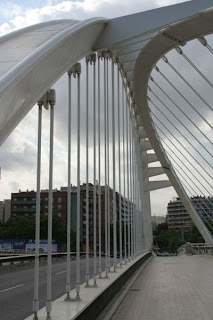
<box><xmin>167</xmin><ymin>196</ymin><xmax>213</xmax><ymax>230</ymax></box>
<box><xmin>0</xmin><ymin>199</ymin><xmax>11</xmax><ymax>223</ymax></box>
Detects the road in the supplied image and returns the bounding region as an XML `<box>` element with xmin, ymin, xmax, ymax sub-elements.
<box><xmin>0</xmin><ymin>257</ymin><xmax>107</xmax><ymax>320</ymax></box>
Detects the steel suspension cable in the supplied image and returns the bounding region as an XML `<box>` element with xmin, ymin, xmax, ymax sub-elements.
<box><xmin>126</xmin><ymin>96</ymin><xmax>131</xmax><ymax>261</ymax></box>
<box><xmin>46</xmin><ymin>91</ymin><xmax>55</xmax><ymax>319</ymax></box>
<box><xmin>162</xmin><ymin>55</ymin><xmax>213</xmax><ymax>113</ymax></box>
<box><xmin>149</xmin><ymin>98</ymin><xmax>213</xmax><ymax>168</ymax></box>
<box><xmin>130</xmin><ymin>107</ymin><xmax>136</xmax><ymax>258</ymax></box>
<box><xmin>164</xmin><ymin>146</ymin><xmax>213</xmax><ymax>202</ymax></box>
<box><xmin>164</xmin><ymin>147</ymin><xmax>213</xmax><ymax>221</ymax></box>
<box><xmin>134</xmin><ymin>133</ymin><xmax>141</xmax><ymax>252</ymax></box>
<box><xmin>76</xmin><ymin>64</ymin><xmax>81</xmax><ymax>300</ymax></box>
<box><xmin>150</xmin><ymin>77</ymin><xmax>212</xmax><ymax>144</ymax></box>
<box><xmin>135</xmin><ymin>130</ymin><xmax>144</xmax><ymax>252</ymax></box>
<box><xmin>191</xmin><ymin>198</ymin><xmax>213</xmax><ymax>230</ymax></box>
<box><xmin>178</xmin><ymin>178</ymin><xmax>213</xmax><ymax>231</ymax></box>
<box><xmin>198</xmin><ymin>37</ymin><xmax>213</xmax><ymax>55</ymax></box>
<box><xmin>103</xmin><ymin>55</ymin><xmax>109</xmax><ymax>277</ymax></box>
<box><xmin>92</xmin><ymin>54</ymin><xmax>98</xmax><ymax>286</ymax></box>
<box><xmin>131</xmin><ymin>117</ymin><xmax>136</xmax><ymax>257</ymax></box>
<box><xmin>132</xmin><ymin>116</ymin><xmax>137</xmax><ymax>255</ymax></box>
<box><xmin>97</xmin><ymin>54</ymin><xmax>102</xmax><ymax>277</ymax></box>
<box><xmin>160</xmin><ymin>132</ymin><xmax>213</xmax><ymax>195</ymax></box>
<box><xmin>111</xmin><ymin>58</ymin><xmax>117</xmax><ymax>271</ymax></box>
<box><xmin>151</xmin><ymin>113</ymin><xmax>213</xmax><ymax>180</ymax></box>
<box><xmin>129</xmin><ymin>109</ymin><xmax>133</xmax><ymax>259</ymax></box>
<box><xmin>106</xmin><ymin>56</ymin><xmax>111</xmax><ymax>270</ymax></box>
<box><xmin>122</xmin><ymin>79</ymin><xmax>127</xmax><ymax>264</ymax></box>
<box><xmin>65</xmin><ymin>69</ymin><xmax>72</xmax><ymax>300</ymax></box>
<box><xmin>176</xmin><ymin>44</ymin><xmax>213</xmax><ymax>90</ymax></box>
<box><xmin>33</xmin><ymin>101</ymin><xmax>42</xmax><ymax>319</ymax></box>
<box><xmin>117</xmin><ymin>65</ymin><xmax>123</xmax><ymax>266</ymax></box>
<box><xmin>148</xmin><ymin>88</ymin><xmax>212</xmax><ymax>157</ymax></box>
<box><xmin>85</xmin><ymin>57</ymin><xmax>90</xmax><ymax>287</ymax></box>
<box><xmin>181</xmin><ymin>181</ymin><xmax>213</xmax><ymax>230</ymax></box>
<box><xmin>170</xmin><ymin>163</ymin><xmax>213</xmax><ymax>229</ymax></box>
<box><xmin>154</xmin><ymin>65</ymin><xmax>213</xmax><ymax>129</ymax></box>
<box><xmin>156</xmin><ymin>127</ymin><xmax>213</xmax><ymax>218</ymax></box>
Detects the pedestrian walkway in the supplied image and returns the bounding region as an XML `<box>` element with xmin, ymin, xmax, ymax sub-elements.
<box><xmin>112</xmin><ymin>255</ymin><xmax>213</xmax><ymax>320</ymax></box>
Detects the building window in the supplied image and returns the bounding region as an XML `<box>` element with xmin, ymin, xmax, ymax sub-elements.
<box><xmin>58</xmin><ymin>197</ymin><xmax>62</xmax><ymax>203</ymax></box>
<box><xmin>58</xmin><ymin>204</ymin><xmax>62</xmax><ymax>211</ymax></box>
<box><xmin>58</xmin><ymin>212</ymin><xmax>62</xmax><ymax>217</ymax></box>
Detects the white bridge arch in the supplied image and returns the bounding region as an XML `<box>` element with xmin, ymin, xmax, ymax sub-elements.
<box><xmin>0</xmin><ymin>0</ymin><xmax>212</xmax><ymax>242</ymax></box>
<box><xmin>0</xmin><ymin>0</ymin><xmax>213</xmax><ymax>319</ymax></box>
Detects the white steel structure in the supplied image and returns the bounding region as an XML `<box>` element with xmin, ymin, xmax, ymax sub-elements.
<box><xmin>0</xmin><ymin>1</ymin><xmax>213</xmax><ymax>319</ymax></box>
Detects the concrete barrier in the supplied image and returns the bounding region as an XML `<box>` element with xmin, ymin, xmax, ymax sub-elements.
<box><xmin>75</xmin><ymin>251</ymin><xmax>152</xmax><ymax>320</ymax></box>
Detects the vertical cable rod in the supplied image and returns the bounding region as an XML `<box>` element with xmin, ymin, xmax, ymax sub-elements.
<box><xmin>132</xmin><ymin>117</ymin><xmax>136</xmax><ymax>258</ymax></box>
<box><xmin>106</xmin><ymin>56</ymin><xmax>111</xmax><ymax>270</ymax></box>
<box><xmin>126</xmin><ymin>97</ymin><xmax>130</xmax><ymax>261</ymax></box>
<box><xmin>111</xmin><ymin>57</ymin><xmax>117</xmax><ymax>272</ymax></box>
<box><xmin>85</xmin><ymin>57</ymin><xmax>90</xmax><ymax>286</ymax></box>
<box><xmin>103</xmin><ymin>55</ymin><xmax>109</xmax><ymax>277</ymax></box>
<box><xmin>33</xmin><ymin>101</ymin><xmax>42</xmax><ymax>320</ymax></box>
<box><xmin>122</xmin><ymin>79</ymin><xmax>127</xmax><ymax>264</ymax></box>
<box><xmin>65</xmin><ymin>70</ymin><xmax>72</xmax><ymax>300</ymax></box>
<box><xmin>97</xmin><ymin>53</ymin><xmax>102</xmax><ymax>277</ymax></box>
<box><xmin>76</xmin><ymin>63</ymin><xmax>81</xmax><ymax>300</ymax></box>
<box><xmin>129</xmin><ymin>109</ymin><xmax>133</xmax><ymax>259</ymax></box>
<box><xmin>136</xmin><ymin>164</ymin><xmax>140</xmax><ymax>255</ymax></box>
<box><xmin>46</xmin><ymin>89</ymin><xmax>56</xmax><ymax>320</ymax></box>
<box><xmin>92</xmin><ymin>53</ymin><xmax>98</xmax><ymax>286</ymax></box>
<box><xmin>117</xmin><ymin>65</ymin><xmax>122</xmax><ymax>267</ymax></box>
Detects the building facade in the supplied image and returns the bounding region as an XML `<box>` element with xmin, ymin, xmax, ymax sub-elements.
<box><xmin>11</xmin><ymin>189</ymin><xmax>67</xmax><ymax>224</ymax></box>
<box><xmin>167</xmin><ymin>197</ymin><xmax>213</xmax><ymax>230</ymax></box>
<box><xmin>10</xmin><ymin>184</ymin><xmax>134</xmax><ymax>251</ymax></box>
<box><xmin>0</xmin><ymin>199</ymin><xmax>11</xmax><ymax>223</ymax></box>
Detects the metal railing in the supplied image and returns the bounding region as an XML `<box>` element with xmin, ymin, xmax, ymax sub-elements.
<box><xmin>183</xmin><ymin>242</ymin><xmax>213</xmax><ymax>255</ymax></box>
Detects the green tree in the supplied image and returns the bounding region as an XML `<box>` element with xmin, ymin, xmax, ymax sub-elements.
<box><xmin>153</xmin><ymin>222</ymin><xmax>205</xmax><ymax>253</ymax></box>
<box><xmin>0</xmin><ymin>213</ymin><xmax>75</xmax><ymax>251</ymax></box>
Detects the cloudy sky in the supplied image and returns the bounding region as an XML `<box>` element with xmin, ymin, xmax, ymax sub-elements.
<box><xmin>1</xmin><ymin>0</ymin><xmax>212</xmax><ymax>218</ymax></box>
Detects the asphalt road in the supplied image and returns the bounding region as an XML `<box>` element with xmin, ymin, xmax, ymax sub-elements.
<box><xmin>0</xmin><ymin>257</ymin><xmax>107</xmax><ymax>320</ymax></box>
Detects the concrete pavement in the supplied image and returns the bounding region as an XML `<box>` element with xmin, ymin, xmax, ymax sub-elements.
<box><xmin>111</xmin><ymin>255</ymin><xmax>213</xmax><ymax>320</ymax></box>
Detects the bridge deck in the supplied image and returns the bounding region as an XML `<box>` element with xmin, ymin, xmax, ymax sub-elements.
<box><xmin>112</xmin><ymin>255</ymin><xmax>213</xmax><ymax>320</ymax></box>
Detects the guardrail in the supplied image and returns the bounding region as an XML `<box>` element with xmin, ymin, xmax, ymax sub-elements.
<box><xmin>183</xmin><ymin>242</ymin><xmax>213</xmax><ymax>255</ymax></box>
<box><xmin>0</xmin><ymin>249</ymin><xmax>26</xmax><ymax>255</ymax></box>
<box><xmin>0</xmin><ymin>252</ymin><xmax>87</xmax><ymax>266</ymax></box>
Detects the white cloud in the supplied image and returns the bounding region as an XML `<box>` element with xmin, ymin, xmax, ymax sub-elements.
<box><xmin>0</xmin><ymin>22</ymin><xmax>11</xmax><ymax>36</ymax></box>
<box><xmin>0</xmin><ymin>0</ymin><xmax>184</xmax><ymax>36</ymax></box>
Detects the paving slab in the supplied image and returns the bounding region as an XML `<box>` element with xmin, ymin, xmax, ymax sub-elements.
<box><xmin>111</xmin><ymin>255</ymin><xmax>213</xmax><ymax>320</ymax></box>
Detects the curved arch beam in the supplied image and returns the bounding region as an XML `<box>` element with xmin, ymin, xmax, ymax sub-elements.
<box><xmin>95</xmin><ymin>0</ymin><xmax>213</xmax><ymax>49</ymax></box>
<box><xmin>134</xmin><ymin>8</ymin><xmax>213</xmax><ymax>243</ymax></box>
<box><xmin>0</xmin><ymin>18</ymin><xmax>107</xmax><ymax>145</ymax></box>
